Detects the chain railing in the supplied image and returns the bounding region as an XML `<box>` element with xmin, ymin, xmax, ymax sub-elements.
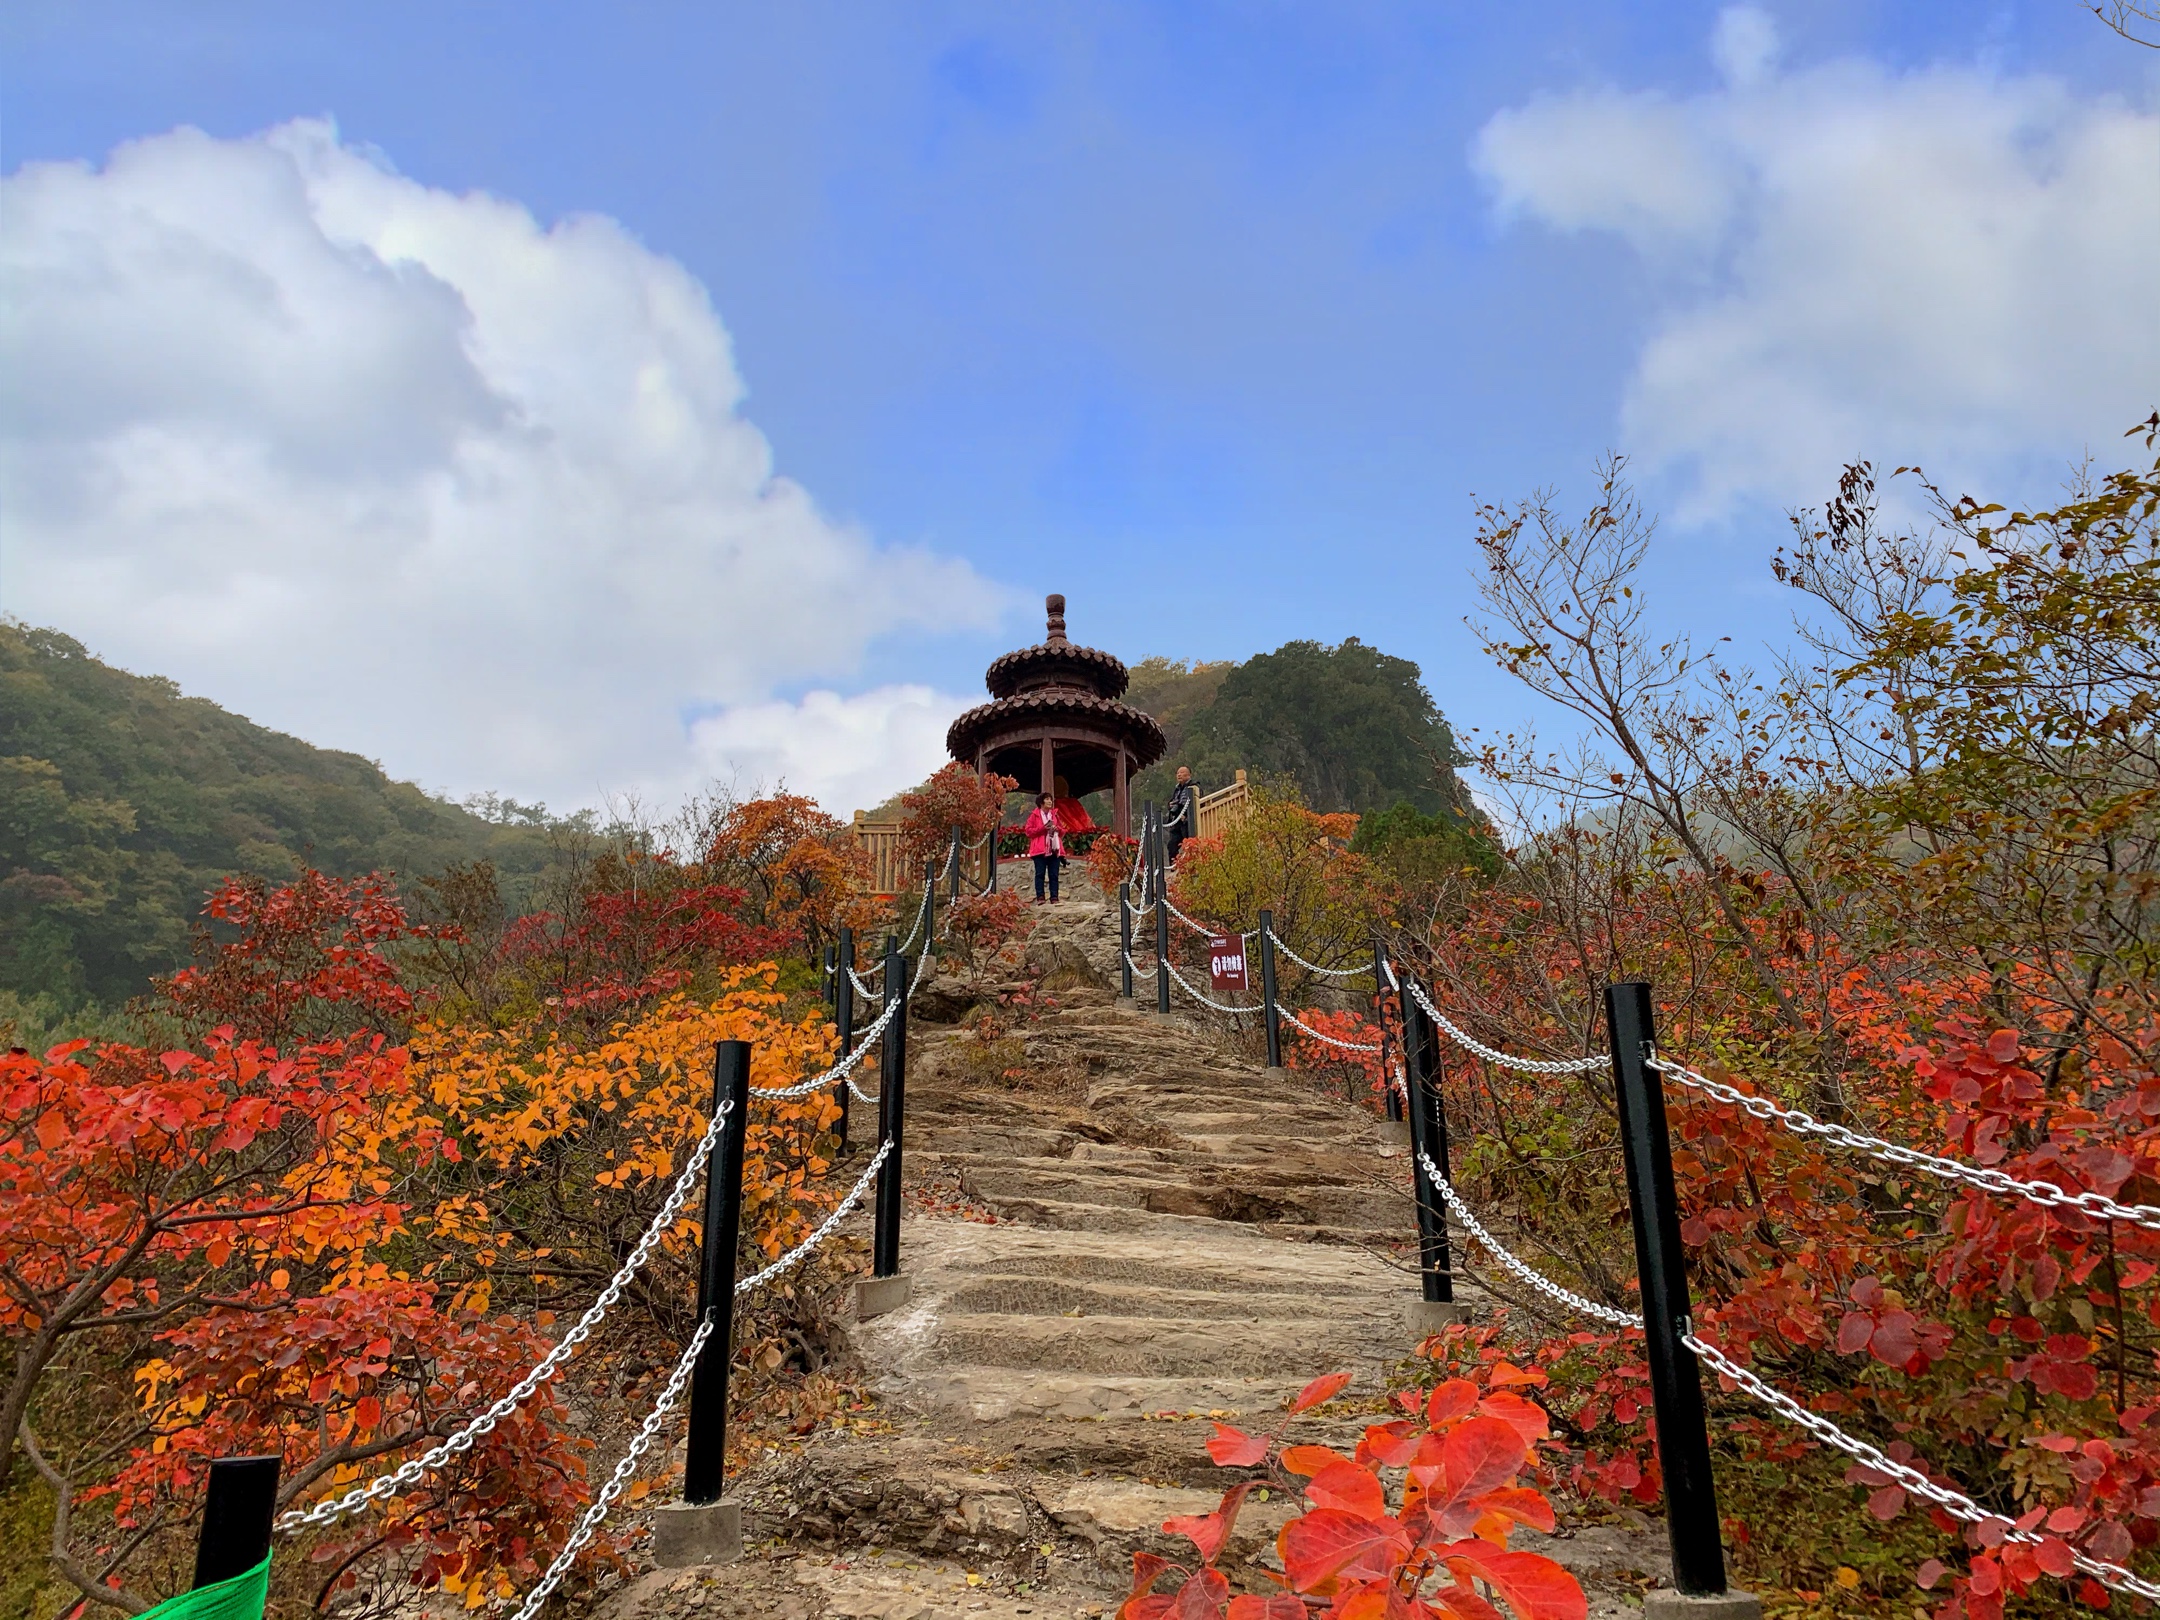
<box><xmin>1650</xmin><ymin>1050</ymin><xmax>2160</xmax><ymax>1231</ymax></box>
<box><xmin>1407</xmin><ymin>980</ymin><xmax>1606</xmax><ymax>1075</ymax></box>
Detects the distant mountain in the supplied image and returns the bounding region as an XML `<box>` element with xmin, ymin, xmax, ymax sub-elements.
<box><xmin>1</xmin><ymin>622</ymin><xmax>550</xmax><ymax>1008</ymax></box>
<box><xmin>1128</xmin><ymin>638</ymin><xmax>1475</xmax><ymax>821</ymax></box>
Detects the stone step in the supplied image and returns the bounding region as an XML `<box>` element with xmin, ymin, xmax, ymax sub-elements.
<box><xmin>941</xmin><ymin>1276</ymin><xmax>1332</xmax><ymax>1321</ymax></box>
<box><xmin>930</xmin><ymin>1310</ymin><xmax>1399</xmax><ymax>1379</ymax></box>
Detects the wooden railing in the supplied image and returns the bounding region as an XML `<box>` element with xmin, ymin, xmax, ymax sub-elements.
<box><xmin>1194</xmin><ymin>770</ymin><xmax>1251</xmax><ymax>842</ymax></box>
<box><xmin>851</xmin><ymin>814</ymin><xmax>993</xmax><ymax>898</ymax></box>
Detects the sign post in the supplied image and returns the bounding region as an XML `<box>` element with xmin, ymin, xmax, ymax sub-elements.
<box><xmin>1208</xmin><ymin>933</ymin><xmax>1248</xmax><ymax>996</ymax></box>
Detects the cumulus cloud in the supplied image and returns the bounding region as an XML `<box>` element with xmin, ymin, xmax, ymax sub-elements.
<box><xmin>687</xmin><ymin>685</ymin><xmax>967</xmax><ymax>818</ymax></box>
<box><xmin>0</xmin><ymin>119</ymin><xmax>1002</xmax><ymax>814</ymax></box>
<box><xmin>1471</xmin><ymin>7</ymin><xmax>2160</xmax><ymax>516</ymax></box>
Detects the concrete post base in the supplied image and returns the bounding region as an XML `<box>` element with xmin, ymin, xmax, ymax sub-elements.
<box><xmin>1114</xmin><ymin>995</ymin><xmax>1136</xmax><ymax>1010</ymax></box>
<box><xmin>1645</xmin><ymin>1591</ymin><xmax>1762</xmax><ymax>1620</ymax></box>
<box><xmin>1263</xmin><ymin>1065</ymin><xmax>1287</xmax><ymax>1077</ymax></box>
<box><xmin>651</xmin><ymin>1500</ymin><xmax>742</xmax><ymax>1567</ymax></box>
<box><xmin>855</xmin><ymin>1274</ymin><xmax>912</xmax><ymax>1320</ymax></box>
<box><xmin>1406</xmin><ymin>1298</ymin><xmax>1467</xmax><ymax>1336</ymax></box>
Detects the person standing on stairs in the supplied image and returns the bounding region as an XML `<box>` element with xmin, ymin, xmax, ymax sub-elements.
<box><xmin>1024</xmin><ymin>791</ymin><xmax>1063</xmax><ymax>904</ymax></box>
<box><xmin>1165</xmin><ymin>765</ymin><xmax>1197</xmax><ymax>865</ymax></box>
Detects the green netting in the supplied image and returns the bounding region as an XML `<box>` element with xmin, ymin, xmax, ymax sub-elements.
<box><xmin>136</xmin><ymin>1557</ymin><xmax>271</xmax><ymax>1620</ymax></box>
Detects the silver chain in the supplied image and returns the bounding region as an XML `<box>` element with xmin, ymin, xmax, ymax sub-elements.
<box><xmin>1416</xmin><ymin>1151</ymin><xmax>1639</xmax><ymax>1328</ymax></box>
<box><xmin>733</xmin><ymin>1139</ymin><xmax>890</xmax><ymax>1295</ymax></box>
<box><xmin>751</xmin><ymin>998</ymin><xmax>898</xmax><ymax>1098</ymax></box>
<box><xmin>1649</xmin><ymin>1053</ymin><xmax>2160</xmax><ymax>1231</ymax></box>
<box><xmin>505</xmin><ymin>1138</ymin><xmax>893</xmax><ymax>1617</ymax></box>
<box><xmin>1686</xmin><ymin>1333</ymin><xmax>2160</xmax><ymax>1602</ymax></box>
<box><xmin>277</xmin><ymin>1097</ymin><xmax>738</xmax><ymax>1531</ymax></box>
<box><xmin>507</xmin><ymin>1316</ymin><xmax>715</xmax><ymax>1620</ymax></box>
<box><xmin>1264</xmin><ymin>928</ymin><xmax>1369</xmax><ymax>978</ymax></box>
<box><xmin>1163</xmin><ymin>958</ymin><xmax>1265</xmax><ymax>1014</ymax></box>
<box><xmin>1278</xmin><ymin>1005</ymin><xmax>1383</xmax><ymax>1053</ymax></box>
<box><xmin>1160</xmin><ymin>893</ymin><xmax>1216</xmax><ymax>937</ymax></box>
<box><xmin>1408</xmin><ymin>982</ymin><xmax>1607</xmax><ymax>1075</ymax></box>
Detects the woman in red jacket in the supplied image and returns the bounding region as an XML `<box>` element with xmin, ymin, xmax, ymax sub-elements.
<box><xmin>1023</xmin><ymin>791</ymin><xmax>1063</xmax><ymax>905</ymax></box>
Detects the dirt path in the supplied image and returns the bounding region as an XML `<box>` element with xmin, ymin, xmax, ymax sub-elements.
<box><xmin>603</xmin><ymin>867</ymin><xmax>1663</xmax><ymax>1620</ymax></box>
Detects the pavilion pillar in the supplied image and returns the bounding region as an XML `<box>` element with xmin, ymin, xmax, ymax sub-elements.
<box><xmin>1040</xmin><ymin>736</ymin><xmax>1056</xmax><ymax>800</ymax></box>
<box><xmin>1113</xmin><ymin>749</ymin><xmax>1130</xmax><ymax>838</ymax></box>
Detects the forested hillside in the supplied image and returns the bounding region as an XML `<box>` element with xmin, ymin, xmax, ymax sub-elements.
<box><xmin>0</xmin><ymin>622</ymin><xmax>549</xmax><ymax>1008</ymax></box>
<box><xmin>1127</xmin><ymin>637</ymin><xmax>1475</xmax><ymax>818</ymax></box>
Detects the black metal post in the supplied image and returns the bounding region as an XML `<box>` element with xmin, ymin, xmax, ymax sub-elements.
<box><xmin>873</xmin><ymin>947</ymin><xmax>911</xmax><ymax>1278</ymax></box>
<box><xmin>1398</xmin><ymin>977</ymin><xmax>1453</xmax><ymax>1304</ymax></box>
<box><xmin>948</xmin><ymin>830</ymin><xmax>962</xmax><ymax>905</ymax></box>
<box><xmin>192</xmin><ymin>1455</ymin><xmax>279</xmax><ymax>1588</ymax></box>
<box><xmin>822</xmin><ymin>945</ymin><xmax>837</xmax><ymax>1010</ymax></box>
<box><xmin>683</xmin><ymin>1040</ymin><xmax>752</xmax><ymax>1506</ymax></box>
<box><xmin>1373</xmin><ymin>939</ymin><xmax>1403</xmax><ymax>1122</ymax></box>
<box><xmin>1606</xmin><ymin>981</ymin><xmax>1730</xmax><ymax>1597</ymax></box>
<box><xmin>833</xmin><ymin>926</ymin><xmax>855</xmax><ymax>1151</ymax></box>
<box><xmin>1151</xmin><ymin>806</ymin><xmax>1171</xmax><ymax>1015</ymax></box>
<box><xmin>1119</xmin><ymin>882</ymin><xmax>1135</xmax><ymax>1001</ymax></box>
<box><xmin>1258</xmin><ymin>909</ymin><xmax>1283</xmax><ymax>1069</ymax></box>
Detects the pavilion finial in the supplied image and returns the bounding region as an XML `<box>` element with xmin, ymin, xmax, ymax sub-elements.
<box><xmin>1045</xmin><ymin>593</ymin><xmax>1067</xmax><ymax>644</ymax></box>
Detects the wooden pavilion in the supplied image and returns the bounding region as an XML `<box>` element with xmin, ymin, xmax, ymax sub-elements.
<box><xmin>945</xmin><ymin>594</ymin><xmax>1165</xmax><ymax>837</ymax></box>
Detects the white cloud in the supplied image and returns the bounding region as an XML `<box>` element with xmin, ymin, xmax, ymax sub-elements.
<box><xmin>1471</xmin><ymin>9</ymin><xmax>2160</xmax><ymax>516</ymax></box>
<box><xmin>686</xmin><ymin>685</ymin><xmax>971</xmax><ymax>818</ymax></box>
<box><xmin>0</xmin><ymin>119</ymin><xmax>1003</xmax><ymax>813</ymax></box>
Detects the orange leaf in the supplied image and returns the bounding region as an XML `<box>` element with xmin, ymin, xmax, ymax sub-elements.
<box><xmin>1208</xmin><ymin>1424</ymin><xmax>1270</xmax><ymax>1468</ymax></box>
<box><xmin>1475</xmin><ymin>1486</ymin><xmax>1556</xmax><ymax>1535</ymax></box>
<box><xmin>1484</xmin><ymin>1362</ymin><xmax>1548</xmax><ymax>1390</ymax></box>
<box><xmin>1227</xmin><ymin>1597</ymin><xmax>1306</xmax><ymax>1620</ymax></box>
<box><xmin>1291</xmin><ymin>1372</ymin><xmax>1353</xmax><ymax>1414</ymax></box>
<box><xmin>1440</xmin><ymin>1542</ymin><xmax>1587</xmax><ymax>1620</ymax></box>
<box><xmin>1279</xmin><ymin>1509</ymin><xmax>1411</xmax><ymax>1593</ymax></box>
<box><xmin>1305</xmin><ymin>1461</ymin><xmax>1387</xmax><ymax>1519</ymax></box>
<box><xmin>1430</xmin><ymin>1584</ymin><xmax>1509</xmax><ymax>1620</ymax></box>
<box><xmin>1282</xmin><ymin>1444</ymin><xmax>1352</xmax><ymax>1477</ymax></box>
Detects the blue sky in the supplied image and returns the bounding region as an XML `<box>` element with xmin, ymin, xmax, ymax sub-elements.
<box><xmin>3</xmin><ymin>3</ymin><xmax>2153</xmax><ymax>812</ymax></box>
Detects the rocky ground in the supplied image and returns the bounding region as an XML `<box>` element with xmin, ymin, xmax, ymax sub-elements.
<box><xmin>600</xmin><ymin>867</ymin><xmax>1666</xmax><ymax>1620</ymax></box>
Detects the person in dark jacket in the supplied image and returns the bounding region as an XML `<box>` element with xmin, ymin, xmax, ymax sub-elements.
<box><xmin>1164</xmin><ymin>766</ymin><xmax>1197</xmax><ymax>864</ymax></box>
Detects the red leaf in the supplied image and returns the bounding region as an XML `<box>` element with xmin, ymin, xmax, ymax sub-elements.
<box><xmin>1278</xmin><ymin>1510</ymin><xmax>1411</xmax><ymax>1593</ymax></box>
<box><xmin>1866</xmin><ymin>1486</ymin><xmax>1906</xmax><ymax>1521</ymax></box>
<box><xmin>1836</xmin><ymin>1315</ymin><xmax>1875</xmax><ymax>1355</ymax></box>
<box><xmin>1868</xmin><ymin>1312</ymin><xmax>1918</xmax><ymax>1368</ymax></box>
<box><xmin>1915</xmin><ymin>1560</ymin><xmax>1945</xmax><ymax>1591</ymax></box>
<box><xmin>1291</xmin><ymin>1372</ymin><xmax>1353</xmax><ymax>1414</ymax></box>
<box><xmin>1226</xmin><ymin>1598</ymin><xmax>1305</xmax><ymax>1620</ymax></box>
<box><xmin>1427</xmin><ymin>1380</ymin><xmax>1480</xmax><ymax>1426</ymax></box>
<box><xmin>1306</xmin><ymin>1462</ymin><xmax>1387</xmax><ymax>1519</ymax></box>
<box><xmin>1128</xmin><ymin>1552</ymin><xmax>1176</xmax><ymax>1600</ymax></box>
<box><xmin>1166</xmin><ymin>1483</ymin><xmax>1253</xmax><ymax>1565</ymax></box>
<box><xmin>1475</xmin><ymin>1393</ymin><xmax>1551</xmax><ymax>1446</ymax></box>
<box><xmin>1207</xmin><ymin>1424</ymin><xmax>1269</xmax><ymax>1468</ymax></box>
<box><xmin>1442</xmin><ymin>1418</ymin><xmax>1530</xmax><ymax>1498</ymax></box>
<box><xmin>2034</xmin><ymin>1537</ymin><xmax>2076</xmax><ymax>1578</ymax></box>
<box><xmin>1439</xmin><ymin>1542</ymin><xmax>1587</xmax><ymax>1620</ymax></box>
<box><xmin>1171</xmin><ymin>1569</ymin><xmax>1229</xmax><ymax>1620</ymax></box>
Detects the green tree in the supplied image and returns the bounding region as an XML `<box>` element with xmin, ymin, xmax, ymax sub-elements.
<box><xmin>1136</xmin><ymin>638</ymin><xmax>1472</xmax><ymax>816</ymax></box>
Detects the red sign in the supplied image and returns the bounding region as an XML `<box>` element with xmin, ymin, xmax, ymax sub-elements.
<box><xmin>1209</xmin><ymin>933</ymin><xmax>1249</xmax><ymax>993</ymax></box>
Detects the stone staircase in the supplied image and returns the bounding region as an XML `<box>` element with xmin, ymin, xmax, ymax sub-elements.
<box><xmin>602</xmin><ymin>866</ymin><xmax>1662</xmax><ymax>1620</ymax></box>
